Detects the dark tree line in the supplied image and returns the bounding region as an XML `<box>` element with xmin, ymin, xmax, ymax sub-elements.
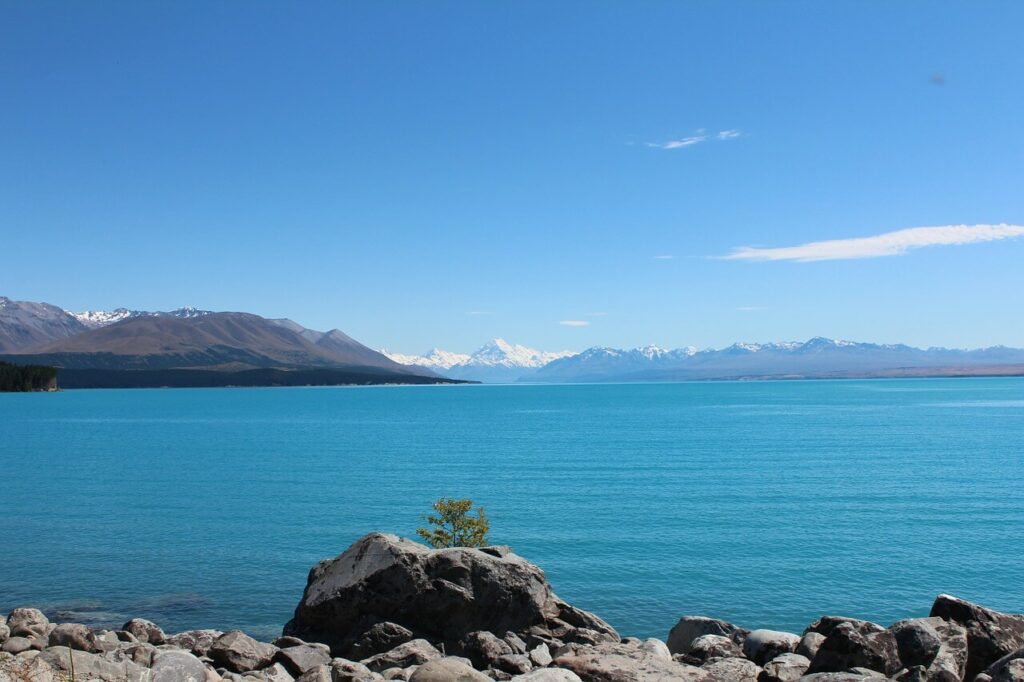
<box><xmin>0</xmin><ymin>362</ymin><xmax>58</xmax><ymax>391</ymax></box>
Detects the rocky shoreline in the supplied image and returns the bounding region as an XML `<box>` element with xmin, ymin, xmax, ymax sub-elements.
<box><xmin>3</xmin><ymin>533</ymin><xmax>1022</xmax><ymax>682</ymax></box>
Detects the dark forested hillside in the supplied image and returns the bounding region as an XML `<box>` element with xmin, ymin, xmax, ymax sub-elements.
<box><xmin>0</xmin><ymin>361</ymin><xmax>58</xmax><ymax>391</ymax></box>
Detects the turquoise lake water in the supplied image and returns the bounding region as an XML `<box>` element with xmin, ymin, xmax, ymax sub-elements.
<box><xmin>1</xmin><ymin>378</ymin><xmax>1022</xmax><ymax>641</ymax></box>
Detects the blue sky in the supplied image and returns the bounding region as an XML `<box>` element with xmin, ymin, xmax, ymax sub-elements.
<box><xmin>2</xmin><ymin>2</ymin><xmax>1022</xmax><ymax>352</ymax></box>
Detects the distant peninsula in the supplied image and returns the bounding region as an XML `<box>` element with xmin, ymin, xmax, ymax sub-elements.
<box><xmin>0</xmin><ymin>361</ymin><xmax>57</xmax><ymax>392</ymax></box>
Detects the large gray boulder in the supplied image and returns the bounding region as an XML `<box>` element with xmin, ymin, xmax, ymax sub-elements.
<box><xmin>805</xmin><ymin>619</ymin><xmax>899</xmax><ymax>676</ymax></box>
<box><xmin>553</xmin><ymin>641</ymin><xmax>712</xmax><ymax>682</ymax></box>
<box><xmin>48</xmin><ymin>623</ymin><xmax>99</xmax><ymax>652</ymax></box>
<box><xmin>510</xmin><ymin>671</ymin><xmax>582</xmax><ymax>682</ymax></box>
<box><xmin>123</xmin><ymin>618</ymin><xmax>167</xmax><ymax>645</ymax></box>
<box><xmin>685</xmin><ymin>635</ymin><xmax>743</xmax><ymax>664</ymax></box>
<box><xmin>0</xmin><ymin>623</ymin><xmax>9</xmax><ymax>646</ymax></box>
<box><xmin>350</xmin><ymin>623</ymin><xmax>416</xmax><ymax>660</ymax></box>
<box><xmin>151</xmin><ymin>649</ymin><xmax>209</xmax><ymax>682</ymax></box>
<box><xmin>329</xmin><ymin>657</ymin><xmax>378</xmax><ymax>682</ymax></box>
<box><xmin>741</xmin><ymin>630</ymin><xmax>800</xmax><ymax>666</ymax></box>
<box><xmin>760</xmin><ymin>653</ymin><xmax>810</xmax><ymax>682</ymax></box>
<box><xmin>983</xmin><ymin>648</ymin><xmax>1024</xmax><ymax>682</ymax></box>
<box><xmin>166</xmin><ymin>629</ymin><xmax>225</xmax><ymax>657</ymax></box>
<box><xmin>409</xmin><ymin>658</ymin><xmax>491</xmax><ymax>682</ymax></box>
<box><xmin>40</xmin><ymin>645</ymin><xmax>151</xmax><ymax>682</ymax></box>
<box><xmin>0</xmin><ymin>652</ymin><xmax>56</xmax><ymax>682</ymax></box>
<box><xmin>6</xmin><ymin>609</ymin><xmax>49</xmax><ymax>640</ymax></box>
<box><xmin>930</xmin><ymin>594</ymin><xmax>1024</xmax><ymax>680</ymax></box>
<box><xmin>702</xmin><ymin>656</ymin><xmax>760</xmax><ymax>682</ymax></box>
<box><xmin>667</xmin><ymin>617</ymin><xmax>745</xmax><ymax>656</ymax></box>
<box><xmin>275</xmin><ymin>645</ymin><xmax>333</xmax><ymax>677</ymax></box>
<box><xmin>890</xmin><ymin>617</ymin><xmax>967</xmax><ymax>682</ymax></box>
<box><xmin>284</xmin><ymin>534</ymin><xmax>617</xmax><ymax>656</ymax></box>
<box><xmin>209</xmin><ymin>631</ymin><xmax>278</xmax><ymax>673</ymax></box>
<box><xmin>361</xmin><ymin>640</ymin><xmax>442</xmax><ymax>673</ymax></box>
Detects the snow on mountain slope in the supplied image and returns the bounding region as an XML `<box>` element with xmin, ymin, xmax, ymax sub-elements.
<box><xmin>70</xmin><ymin>306</ymin><xmax>214</xmax><ymax>328</ymax></box>
<box><xmin>382</xmin><ymin>338</ymin><xmax>574</xmax><ymax>382</ymax></box>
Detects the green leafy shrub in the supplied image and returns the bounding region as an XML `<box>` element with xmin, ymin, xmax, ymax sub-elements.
<box><xmin>416</xmin><ymin>497</ymin><xmax>490</xmax><ymax>548</ymax></box>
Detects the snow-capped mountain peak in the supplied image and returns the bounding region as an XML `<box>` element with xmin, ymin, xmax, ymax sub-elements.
<box><xmin>67</xmin><ymin>306</ymin><xmax>215</xmax><ymax>328</ymax></box>
<box><xmin>70</xmin><ymin>308</ymin><xmax>148</xmax><ymax>328</ymax></box>
<box><xmin>381</xmin><ymin>339</ymin><xmax>576</xmax><ymax>381</ymax></box>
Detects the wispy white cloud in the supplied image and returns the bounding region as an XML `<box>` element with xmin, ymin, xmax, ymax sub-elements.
<box><xmin>465</xmin><ymin>310</ymin><xmax>493</xmax><ymax>316</ymax></box>
<box><xmin>559</xmin><ymin>320</ymin><xmax>590</xmax><ymax>327</ymax></box>
<box><xmin>721</xmin><ymin>224</ymin><xmax>1024</xmax><ymax>262</ymax></box>
<box><xmin>648</xmin><ymin>134</ymin><xmax>706</xmax><ymax>150</ymax></box>
<box><xmin>653</xmin><ymin>255</ymin><xmax>674</xmax><ymax>260</ymax></box>
<box><xmin>648</xmin><ymin>129</ymin><xmax>742</xmax><ymax>150</ymax></box>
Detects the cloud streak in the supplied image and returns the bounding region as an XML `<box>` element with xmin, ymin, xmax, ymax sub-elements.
<box><xmin>559</xmin><ymin>320</ymin><xmax>590</xmax><ymax>327</ymax></box>
<box><xmin>721</xmin><ymin>224</ymin><xmax>1024</xmax><ymax>262</ymax></box>
<box><xmin>648</xmin><ymin>129</ymin><xmax>741</xmax><ymax>150</ymax></box>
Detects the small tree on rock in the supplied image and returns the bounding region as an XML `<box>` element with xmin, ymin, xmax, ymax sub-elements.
<box><xmin>417</xmin><ymin>497</ymin><xmax>490</xmax><ymax>548</ymax></box>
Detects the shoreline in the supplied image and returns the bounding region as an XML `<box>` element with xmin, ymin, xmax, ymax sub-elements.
<box><xmin>3</xmin><ymin>534</ymin><xmax>1022</xmax><ymax>682</ymax></box>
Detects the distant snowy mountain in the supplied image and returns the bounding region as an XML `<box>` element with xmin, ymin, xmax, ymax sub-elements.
<box><xmin>532</xmin><ymin>337</ymin><xmax>1024</xmax><ymax>382</ymax></box>
<box><xmin>382</xmin><ymin>338</ymin><xmax>574</xmax><ymax>382</ymax></box>
<box><xmin>69</xmin><ymin>306</ymin><xmax>214</xmax><ymax>328</ymax></box>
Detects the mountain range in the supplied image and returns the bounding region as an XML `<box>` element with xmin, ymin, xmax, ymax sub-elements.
<box><xmin>382</xmin><ymin>339</ymin><xmax>574</xmax><ymax>383</ymax></box>
<box><xmin>3</xmin><ymin>295</ymin><xmax>1024</xmax><ymax>386</ymax></box>
<box><xmin>0</xmin><ymin>296</ymin><xmax>447</xmax><ymax>387</ymax></box>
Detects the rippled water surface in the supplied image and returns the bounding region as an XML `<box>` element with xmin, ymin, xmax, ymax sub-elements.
<box><xmin>2</xmin><ymin>378</ymin><xmax>1022</xmax><ymax>640</ymax></box>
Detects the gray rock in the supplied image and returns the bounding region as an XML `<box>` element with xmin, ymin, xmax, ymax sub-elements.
<box><xmin>260</xmin><ymin>659</ymin><xmax>296</xmax><ymax>675</ymax></box>
<box><xmin>742</xmin><ymin>630</ymin><xmax>800</xmax><ymax>666</ymax></box>
<box><xmin>806</xmin><ymin>620</ymin><xmax>899</xmax><ymax>676</ymax></box>
<box><xmin>761</xmin><ymin>653</ymin><xmax>810</xmax><ymax>682</ymax></box>
<box><xmin>528</xmin><ymin>645</ymin><xmax>552</xmax><ymax>668</ymax></box>
<box><xmin>461</xmin><ymin>632</ymin><xmax>514</xmax><ymax>669</ymax></box>
<box><xmin>553</xmin><ymin>641</ymin><xmax>713</xmax><ymax>682</ymax></box>
<box><xmin>328</xmin><ymin>658</ymin><xmax>377</xmax><ymax>682</ymax></box>
<box><xmin>797</xmin><ymin>634</ymin><xmax>826</xmax><ymax>661</ymax></box>
<box><xmin>283</xmin><ymin>534</ymin><xmax>617</xmax><ymax>655</ymax></box>
<box><xmin>890</xmin><ymin>617</ymin><xmax>967</xmax><ymax>682</ymax></box>
<box><xmin>409</xmin><ymin>658</ymin><xmax>491</xmax><ymax>682</ymax></box>
<box><xmin>168</xmin><ymin>630</ymin><xmax>226</xmax><ymax>657</ymax></box>
<box><xmin>687</xmin><ymin>635</ymin><xmax>743</xmax><ymax>664</ymax></box>
<box><xmin>6</xmin><ymin>609</ymin><xmax>49</xmax><ymax>640</ymax></box>
<box><xmin>844</xmin><ymin>668</ymin><xmax>885</xmax><ymax>677</ymax></box>
<box><xmin>930</xmin><ymin>594</ymin><xmax>1024</xmax><ymax>681</ymax></box>
<box><xmin>380</xmin><ymin>669</ymin><xmax>408</xmax><ymax>681</ymax></box>
<box><xmin>124</xmin><ymin>618</ymin><xmax>167</xmax><ymax>645</ymax></box>
<box><xmin>503</xmin><ymin>634</ymin><xmax>529</xmax><ymax>656</ymax></box>
<box><xmin>362</xmin><ymin>640</ymin><xmax>442</xmax><ymax>673</ymax></box>
<box><xmin>48</xmin><ymin>623</ymin><xmax>99</xmax><ymax>652</ymax></box>
<box><xmin>209</xmin><ymin>631</ymin><xmax>278</xmax><ymax>673</ymax></box>
<box><xmin>350</xmin><ymin>624</ymin><xmax>417</xmax><ymax>661</ymax></box>
<box><xmin>123</xmin><ymin>642</ymin><xmax>159</xmax><ymax>667</ymax></box>
<box><xmin>796</xmin><ymin>675</ymin><xmax>880</xmax><ymax>682</ymax></box>
<box><xmin>276</xmin><ymin>646</ymin><xmax>333</xmax><ymax>677</ymax></box>
<box><xmin>1</xmin><ymin>638</ymin><xmax>34</xmax><ymax>656</ymax></box>
<box><xmin>295</xmin><ymin>665</ymin><xmax>332</xmax><ymax>682</ymax></box>
<box><xmin>495</xmin><ymin>654</ymin><xmax>532</xmax><ymax>675</ymax></box>
<box><xmin>40</xmin><ymin>645</ymin><xmax>150</xmax><ymax>682</ymax></box>
<box><xmin>510</xmin><ymin>671</ymin><xmax>582</xmax><ymax>682</ymax></box>
<box><xmin>668</xmin><ymin>617</ymin><xmax>745</xmax><ymax>656</ymax></box>
<box><xmin>892</xmin><ymin>665</ymin><xmax>928</xmax><ymax>682</ymax></box>
<box><xmin>0</xmin><ymin>623</ymin><xmax>9</xmax><ymax>646</ymax></box>
<box><xmin>702</xmin><ymin>656</ymin><xmax>759</xmax><ymax>682</ymax></box>
<box><xmin>983</xmin><ymin>648</ymin><xmax>1024</xmax><ymax>682</ymax></box>
<box><xmin>0</xmin><ymin>651</ymin><xmax>55</xmax><ymax>682</ymax></box>
<box><xmin>638</xmin><ymin>639</ymin><xmax>671</xmax><ymax>662</ymax></box>
<box><xmin>152</xmin><ymin>649</ymin><xmax>210</xmax><ymax>682</ymax></box>
<box><xmin>275</xmin><ymin>637</ymin><xmax>309</xmax><ymax>649</ymax></box>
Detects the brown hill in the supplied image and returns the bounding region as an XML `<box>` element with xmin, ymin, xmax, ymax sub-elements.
<box><xmin>28</xmin><ymin>312</ymin><xmax>422</xmax><ymax>373</ymax></box>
